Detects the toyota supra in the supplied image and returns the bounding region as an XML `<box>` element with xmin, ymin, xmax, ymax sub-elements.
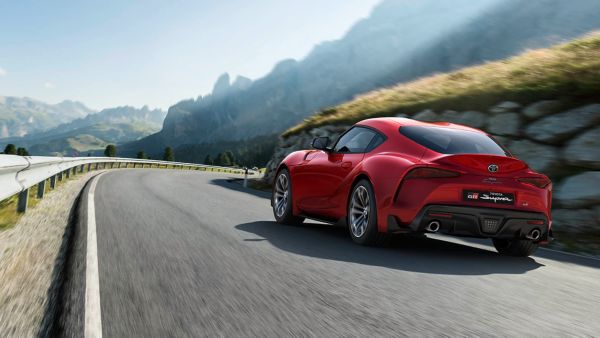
<box><xmin>272</xmin><ymin>117</ymin><xmax>552</xmax><ymax>257</ymax></box>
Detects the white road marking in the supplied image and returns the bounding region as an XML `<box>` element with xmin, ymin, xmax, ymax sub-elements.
<box><xmin>85</xmin><ymin>174</ymin><xmax>104</xmax><ymax>338</ymax></box>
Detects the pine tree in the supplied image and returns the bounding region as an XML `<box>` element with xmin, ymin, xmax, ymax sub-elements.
<box><xmin>16</xmin><ymin>147</ymin><xmax>29</xmax><ymax>156</ymax></box>
<box><xmin>163</xmin><ymin>147</ymin><xmax>174</xmax><ymax>161</ymax></box>
<box><xmin>3</xmin><ymin>144</ymin><xmax>17</xmax><ymax>154</ymax></box>
<box><xmin>104</xmin><ymin>144</ymin><xmax>117</xmax><ymax>157</ymax></box>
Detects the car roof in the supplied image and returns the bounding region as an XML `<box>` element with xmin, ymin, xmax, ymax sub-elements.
<box><xmin>356</xmin><ymin>117</ymin><xmax>485</xmax><ymax>135</ymax></box>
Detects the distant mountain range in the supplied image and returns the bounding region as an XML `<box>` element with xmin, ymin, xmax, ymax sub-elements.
<box><xmin>123</xmin><ymin>0</ymin><xmax>600</xmax><ymax>162</ymax></box>
<box><xmin>0</xmin><ymin>96</ymin><xmax>95</xmax><ymax>138</ymax></box>
<box><xmin>1</xmin><ymin>105</ymin><xmax>166</xmax><ymax>156</ymax></box>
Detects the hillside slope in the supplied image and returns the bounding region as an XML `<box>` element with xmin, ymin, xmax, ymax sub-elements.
<box><xmin>285</xmin><ymin>33</ymin><xmax>600</xmax><ymax>135</ymax></box>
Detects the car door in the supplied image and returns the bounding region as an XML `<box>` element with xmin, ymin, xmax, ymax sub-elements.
<box><xmin>295</xmin><ymin>126</ymin><xmax>378</xmax><ymax>217</ymax></box>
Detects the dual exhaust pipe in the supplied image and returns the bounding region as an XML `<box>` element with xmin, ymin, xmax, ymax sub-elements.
<box><xmin>425</xmin><ymin>221</ymin><xmax>541</xmax><ymax>240</ymax></box>
<box><xmin>425</xmin><ymin>220</ymin><xmax>440</xmax><ymax>233</ymax></box>
<box><xmin>526</xmin><ymin>228</ymin><xmax>541</xmax><ymax>241</ymax></box>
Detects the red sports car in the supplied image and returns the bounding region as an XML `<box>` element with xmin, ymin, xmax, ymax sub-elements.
<box><xmin>271</xmin><ymin>117</ymin><xmax>552</xmax><ymax>257</ymax></box>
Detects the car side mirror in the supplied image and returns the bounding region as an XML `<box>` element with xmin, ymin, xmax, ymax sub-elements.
<box><xmin>312</xmin><ymin>136</ymin><xmax>331</xmax><ymax>151</ymax></box>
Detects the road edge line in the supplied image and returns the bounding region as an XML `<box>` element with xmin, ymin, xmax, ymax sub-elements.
<box><xmin>85</xmin><ymin>173</ymin><xmax>104</xmax><ymax>338</ymax></box>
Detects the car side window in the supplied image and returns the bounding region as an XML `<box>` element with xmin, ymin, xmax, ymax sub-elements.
<box><xmin>333</xmin><ymin>127</ymin><xmax>377</xmax><ymax>153</ymax></box>
<box><xmin>366</xmin><ymin>133</ymin><xmax>385</xmax><ymax>152</ymax></box>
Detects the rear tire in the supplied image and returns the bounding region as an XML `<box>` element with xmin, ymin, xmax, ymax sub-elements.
<box><xmin>272</xmin><ymin>169</ymin><xmax>304</xmax><ymax>225</ymax></box>
<box><xmin>492</xmin><ymin>238</ymin><xmax>538</xmax><ymax>257</ymax></box>
<box><xmin>347</xmin><ymin>179</ymin><xmax>389</xmax><ymax>246</ymax></box>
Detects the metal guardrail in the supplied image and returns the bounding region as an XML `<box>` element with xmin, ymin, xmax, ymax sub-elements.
<box><xmin>0</xmin><ymin>155</ymin><xmax>255</xmax><ymax>213</ymax></box>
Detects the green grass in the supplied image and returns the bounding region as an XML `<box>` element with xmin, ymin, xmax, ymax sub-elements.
<box><xmin>284</xmin><ymin>32</ymin><xmax>600</xmax><ymax>137</ymax></box>
<box><xmin>0</xmin><ymin>195</ymin><xmax>19</xmax><ymax>230</ymax></box>
<box><xmin>0</xmin><ymin>177</ymin><xmax>54</xmax><ymax>230</ymax></box>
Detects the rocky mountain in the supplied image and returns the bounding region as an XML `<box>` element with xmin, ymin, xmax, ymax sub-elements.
<box><xmin>2</xmin><ymin>106</ymin><xmax>166</xmax><ymax>156</ymax></box>
<box><xmin>126</xmin><ymin>0</ymin><xmax>600</xmax><ymax>160</ymax></box>
<box><xmin>0</xmin><ymin>96</ymin><xmax>95</xmax><ymax>138</ymax></box>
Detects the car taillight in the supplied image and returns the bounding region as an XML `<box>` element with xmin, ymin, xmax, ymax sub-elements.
<box><xmin>405</xmin><ymin>167</ymin><xmax>461</xmax><ymax>179</ymax></box>
<box><xmin>518</xmin><ymin>177</ymin><xmax>550</xmax><ymax>188</ymax></box>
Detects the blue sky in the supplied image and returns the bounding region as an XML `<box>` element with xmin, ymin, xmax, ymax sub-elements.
<box><xmin>0</xmin><ymin>0</ymin><xmax>380</xmax><ymax>110</ymax></box>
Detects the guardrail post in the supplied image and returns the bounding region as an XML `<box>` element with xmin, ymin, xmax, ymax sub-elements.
<box><xmin>95</xmin><ymin>163</ymin><xmax>99</xmax><ymax>170</ymax></box>
<box><xmin>17</xmin><ymin>189</ymin><xmax>28</xmax><ymax>213</ymax></box>
<box><xmin>72</xmin><ymin>167</ymin><xmax>77</xmax><ymax>176</ymax></box>
<box><xmin>50</xmin><ymin>175</ymin><xmax>57</xmax><ymax>189</ymax></box>
<box><xmin>37</xmin><ymin>180</ymin><xmax>46</xmax><ymax>198</ymax></box>
<box><xmin>80</xmin><ymin>165</ymin><xmax>84</xmax><ymax>173</ymax></box>
<box><xmin>65</xmin><ymin>169</ymin><xmax>70</xmax><ymax>178</ymax></box>
<box><xmin>88</xmin><ymin>163</ymin><xmax>92</xmax><ymax>171</ymax></box>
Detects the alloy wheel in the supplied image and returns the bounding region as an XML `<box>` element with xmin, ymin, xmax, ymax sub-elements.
<box><xmin>350</xmin><ymin>186</ymin><xmax>370</xmax><ymax>237</ymax></box>
<box><xmin>274</xmin><ymin>173</ymin><xmax>289</xmax><ymax>217</ymax></box>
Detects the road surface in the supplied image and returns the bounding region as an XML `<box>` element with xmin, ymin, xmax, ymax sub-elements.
<box><xmin>55</xmin><ymin>169</ymin><xmax>600</xmax><ymax>336</ymax></box>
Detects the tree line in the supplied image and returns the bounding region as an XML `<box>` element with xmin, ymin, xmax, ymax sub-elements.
<box><xmin>2</xmin><ymin>144</ymin><xmax>29</xmax><ymax>156</ymax></box>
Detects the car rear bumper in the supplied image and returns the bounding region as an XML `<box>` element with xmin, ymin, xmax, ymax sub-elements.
<box><xmin>387</xmin><ymin>205</ymin><xmax>551</xmax><ymax>243</ymax></box>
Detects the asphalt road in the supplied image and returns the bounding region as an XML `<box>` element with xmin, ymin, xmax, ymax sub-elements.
<box><xmin>56</xmin><ymin>169</ymin><xmax>600</xmax><ymax>337</ymax></box>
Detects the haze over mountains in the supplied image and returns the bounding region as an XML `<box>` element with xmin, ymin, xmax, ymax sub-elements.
<box><xmin>0</xmin><ymin>96</ymin><xmax>94</xmax><ymax>138</ymax></box>
<box><xmin>124</xmin><ymin>0</ymin><xmax>600</xmax><ymax>161</ymax></box>
<box><xmin>1</xmin><ymin>105</ymin><xmax>165</xmax><ymax>156</ymax></box>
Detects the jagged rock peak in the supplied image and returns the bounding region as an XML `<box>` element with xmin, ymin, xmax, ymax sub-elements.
<box><xmin>232</xmin><ymin>75</ymin><xmax>252</xmax><ymax>90</ymax></box>
<box><xmin>212</xmin><ymin>73</ymin><xmax>231</xmax><ymax>97</ymax></box>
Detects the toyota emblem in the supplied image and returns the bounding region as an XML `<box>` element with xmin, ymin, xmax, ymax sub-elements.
<box><xmin>488</xmin><ymin>164</ymin><xmax>499</xmax><ymax>173</ymax></box>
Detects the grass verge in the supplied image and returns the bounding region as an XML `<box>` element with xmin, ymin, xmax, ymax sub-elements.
<box><xmin>284</xmin><ymin>32</ymin><xmax>600</xmax><ymax>136</ymax></box>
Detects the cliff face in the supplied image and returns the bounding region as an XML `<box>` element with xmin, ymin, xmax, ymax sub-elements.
<box><xmin>263</xmin><ymin>100</ymin><xmax>600</xmax><ymax>247</ymax></box>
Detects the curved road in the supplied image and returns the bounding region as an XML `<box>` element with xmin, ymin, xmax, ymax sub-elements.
<box><xmin>56</xmin><ymin>169</ymin><xmax>600</xmax><ymax>336</ymax></box>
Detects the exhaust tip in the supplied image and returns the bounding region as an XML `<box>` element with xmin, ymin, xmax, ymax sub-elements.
<box><xmin>526</xmin><ymin>228</ymin><xmax>541</xmax><ymax>241</ymax></box>
<box><xmin>426</xmin><ymin>220</ymin><xmax>440</xmax><ymax>233</ymax></box>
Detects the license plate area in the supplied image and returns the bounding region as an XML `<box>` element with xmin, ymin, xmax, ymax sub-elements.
<box><xmin>463</xmin><ymin>190</ymin><xmax>514</xmax><ymax>205</ymax></box>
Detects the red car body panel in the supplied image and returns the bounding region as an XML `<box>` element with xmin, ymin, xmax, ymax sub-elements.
<box><xmin>276</xmin><ymin>117</ymin><xmax>552</xmax><ymax>241</ymax></box>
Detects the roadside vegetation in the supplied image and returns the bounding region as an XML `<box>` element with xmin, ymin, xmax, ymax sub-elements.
<box><xmin>0</xmin><ymin>177</ymin><xmax>55</xmax><ymax>230</ymax></box>
<box><xmin>3</xmin><ymin>144</ymin><xmax>29</xmax><ymax>156</ymax></box>
<box><xmin>285</xmin><ymin>32</ymin><xmax>600</xmax><ymax>136</ymax></box>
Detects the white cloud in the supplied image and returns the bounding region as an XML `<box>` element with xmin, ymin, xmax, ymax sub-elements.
<box><xmin>0</xmin><ymin>67</ymin><xmax>6</xmax><ymax>77</ymax></box>
<box><xmin>44</xmin><ymin>81</ymin><xmax>55</xmax><ymax>89</ymax></box>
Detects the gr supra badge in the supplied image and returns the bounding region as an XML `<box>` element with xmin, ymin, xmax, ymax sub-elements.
<box><xmin>272</xmin><ymin>117</ymin><xmax>552</xmax><ymax>257</ymax></box>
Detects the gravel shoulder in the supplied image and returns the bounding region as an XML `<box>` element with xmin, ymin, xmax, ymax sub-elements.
<box><xmin>0</xmin><ymin>171</ymin><xmax>101</xmax><ymax>337</ymax></box>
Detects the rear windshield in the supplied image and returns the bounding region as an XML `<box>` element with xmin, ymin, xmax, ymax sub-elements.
<box><xmin>399</xmin><ymin>126</ymin><xmax>508</xmax><ymax>156</ymax></box>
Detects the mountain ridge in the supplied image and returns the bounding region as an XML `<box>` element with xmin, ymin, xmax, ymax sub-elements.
<box><xmin>2</xmin><ymin>105</ymin><xmax>166</xmax><ymax>156</ymax></box>
<box><xmin>0</xmin><ymin>96</ymin><xmax>95</xmax><ymax>138</ymax></box>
